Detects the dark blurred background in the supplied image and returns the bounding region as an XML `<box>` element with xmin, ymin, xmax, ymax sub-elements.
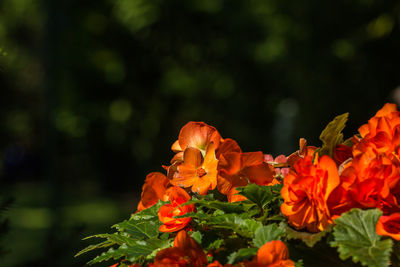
<box><xmin>0</xmin><ymin>0</ymin><xmax>399</xmax><ymax>266</ymax></box>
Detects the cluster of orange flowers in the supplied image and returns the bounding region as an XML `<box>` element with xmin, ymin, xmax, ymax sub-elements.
<box><xmin>133</xmin><ymin>121</ymin><xmax>293</xmax><ymax>266</ymax></box>
<box><xmin>114</xmin><ymin>103</ymin><xmax>400</xmax><ymax>267</ymax></box>
<box><xmin>150</xmin><ymin>231</ymin><xmax>294</xmax><ymax>267</ymax></box>
<box><xmin>137</xmin><ymin>121</ymin><xmax>277</xmax><ymax>232</ymax></box>
<box><xmin>112</xmin><ymin>231</ymin><xmax>294</xmax><ymax>267</ymax></box>
<box><xmin>282</xmin><ymin>103</ymin><xmax>400</xmax><ymax>239</ymax></box>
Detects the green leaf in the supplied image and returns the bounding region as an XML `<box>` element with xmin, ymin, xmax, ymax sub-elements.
<box><xmin>295</xmin><ymin>259</ymin><xmax>304</xmax><ymax>267</ymax></box>
<box><xmin>75</xmin><ymin>240</ymin><xmax>115</xmax><ymax>257</ymax></box>
<box><xmin>197</xmin><ymin>213</ymin><xmax>263</xmax><ymax>238</ymax></box>
<box><xmin>114</xmin><ymin>219</ymin><xmax>160</xmax><ymax>239</ymax></box>
<box><xmin>316</xmin><ymin>113</ymin><xmax>348</xmax><ymax>157</ymax></box>
<box><xmin>236</xmin><ymin>183</ymin><xmax>282</xmax><ymax>209</ymax></box>
<box><xmin>190</xmin><ymin>231</ymin><xmax>203</xmax><ymax>244</ymax></box>
<box><xmin>126</xmin><ymin>237</ymin><xmax>172</xmax><ymax>260</ymax></box>
<box><xmin>88</xmin><ymin>246</ymin><xmax>126</xmax><ymax>265</ymax></box>
<box><xmin>330</xmin><ymin>208</ymin><xmax>393</xmax><ymax>267</ymax></box>
<box><xmin>227</xmin><ymin>247</ymin><xmax>258</xmax><ymax>264</ymax></box>
<box><xmin>207</xmin><ymin>238</ymin><xmax>224</xmax><ymax>250</ymax></box>
<box><xmin>187</xmin><ymin>199</ymin><xmax>256</xmax><ymax>214</ymax></box>
<box><xmin>253</xmin><ymin>224</ymin><xmax>285</xmax><ymax>248</ymax></box>
<box><xmin>283</xmin><ymin>222</ymin><xmax>332</xmax><ymax>247</ymax></box>
<box><xmin>130</xmin><ymin>200</ymin><xmax>166</xmax><ymax>220</ymax></box>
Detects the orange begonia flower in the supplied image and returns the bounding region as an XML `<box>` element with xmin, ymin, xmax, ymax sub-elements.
<box><xmin>328</xmin><ymin>152</ymin><xmax>400</xmax><ymax>216</ymax></box>
<box><xmin>137</xmin><ymin>172</ymin><xmax>171</xmax><ymax>212</ymax></box>
<box><xmin>243</xmin><ymin>240</ymin><xmax>294</xmax><ymax>267</ymax></box>
<box><xmin>256</xmin><ymin>240</ymin><xmax>295</xmax><ymax>267</ymax></box>
<box><xmin>281</xmin><ymin>155</ymin><xmax>340</xmax><ymax>232</ymax></box>
<box><xmin>333</xmin><ymin>144</ymin><xmax>353</xmax><ymax>165</ymax></box>
<box><xmin>153</xmin><ymin>230</ymin><xmax>207</xmax><ymax>267</ymax></box>
<box><xmin>207</xmin><ymin>260</ymin><xmax>224</xmax><ymax>267</ymax></box>
<box><xmin>353</xmin><ymin>103</ymin><xmax>400</xmax><ymax>159</ymax></box>
<box><xmin>286</xmin><ymin>138</ymin><xmax>317</xmax><ymax>167</ymax></box>
<box><xmin>376</xmin><ymin>213</ymin><xmax>400</xmax><ymax>241</ymax></box>
<box><xmin>215</xmin><ymin>138</ymin><xmax>242</xmax><ymax>159</ymax></box>
<box><xmin>217</xmin><ymin>151</ymin><xmax>275</xmax><ymax>198</ymax></box>
<box><xmin>158</xmin><ymin>187</ymin><xmax>195</xmax><ymax>232</ymax></box>
<box><xmin>171</xmin><ymin>121</ymin><xmax>222</xmax><ymax>154</ymax></box>
<box><xmin>169</xmin><ymin>144</ymin><xmax>218</xmax><ymax>195</ymax></box>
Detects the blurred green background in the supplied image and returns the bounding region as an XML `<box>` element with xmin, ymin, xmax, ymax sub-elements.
<box><xmin>0</xmin><ymin>0</ymin><xmax>399</xmax><ymax>266</ymax></box>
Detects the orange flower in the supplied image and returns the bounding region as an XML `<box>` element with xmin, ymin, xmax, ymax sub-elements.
<box><xmin>158</xmin><ymin>187</ymin><xmax>195</xmax><ymax>232</ymax></box>
<box><xmin>244</xmin><ymin>241</ymin><xmax>294</xmax><ymax>267</ymax></box>
<box><xmin>217</xmin><ymin>151</ymin><xmax>275</xmax><ymax>198</ymax></box>
<box><xmin>169</xmin><ymin>144</ymin><xmax>218</xmax><ymax>195</ymax></box>
<box><xmin>287</xmin><ymin>138</ymin><xmax>317</xmax><ymax>167</ymax></box>
<box><xmin>215</xmin><ymin>138</ymin><xmax>242</xmax><ymax>159</ymax></box>
<box><xmin>153</xmin><ymin>230</ymin><xmax>207</xmax><ymax>267</ymax></box>
<box><xmin>137</xmin><ymin>172</ymin><xmax>171</xmax><ymax>212</ymax></box>
<box><xmin>171</xmin><ymin>121</ymin><xmax>222</xmax><ymax>155</ymax></box>
<box><xmin>376</xmin><ymin>213</ymin><xmax>400</xmax><ymax>241</ymax></box>
<box><xmin>281</xmin><ymin>155</ymin><xmax>340</xmax><ymax>232</ymax></box>
<box><xmin>329</xmin><ymin>152</ymin><xmax>400</xmax><ymax>216</ymax></box>
<box><xmin>333</xmin><ymin>144</ymin><xmax>353</xmax><ymax>165</ymax></box>
<box><xmin>207</xmin><ymin>260</ymin><xmax>224</xmax><ymax>267</ymax></box>
<box><xmin>256</xmin><ymin>240</ymin><xmax>295</xmax><ymax>267</ymax></box>
<box><xmin>353</xmin><ymin>103</ymin><xmax>400</xmax><ymax>160</ymax></box>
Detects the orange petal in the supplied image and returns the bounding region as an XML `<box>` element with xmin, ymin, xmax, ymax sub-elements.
<box><xmin>318</xmin><ymin>155</ymin><xmax>340</xmax><ymax>200</ymax></box>
<box><xmin>178</xmin><ymin>122</ymin><xmax>222</xmax><ymax>151</ymax></box>
<box><xmin>218</xmin><ymin>152</ymin><xmax>242</xmax><ymax>175</ymax></box>
<box><xmin>257</xmin><ymin>240</ymin><xmax>290</xmax><ymax>266</ymax></box>
<box><xmin>241</xmin><ymin>152</ymin><xmax>265</xmax><ymax>167</ymax></box>
<box><xmin>183</xmin><ymin>147</ymin><xmax>203</xmax><ymax>168</ymax></box>
<box><xmin>376</xmin><ymin>103</ymin><xmax>397</xmax><ymax>117</ymax></box>
<box><xmin>216</xmin><ymin>138</ymin><xmax>242</xmax><ymax>159</ymax></box>
<box><xmin>171</xmin><ymin>140</ymin><xmax>182</xmax><ymax>152</ymax></box>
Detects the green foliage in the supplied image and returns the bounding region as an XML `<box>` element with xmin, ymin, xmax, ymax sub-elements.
<box><xmin>187</xmin><ymin>198</ymin><xmax>255</xmax><ymax>214</ymax></box>
<box><xmin>236</xmin><ymin>183</ymin><xmax>282</xmax><ymax>210</ymax></box>
<box><xmin>316</xmin><ymin>113</ymin><xmax>349</xmax><ymax>157</ymax></box>
<box><xmin>191</xmin><ymin>212</ymin><xmax>262</xmax><ymax>238</ymax></box>
<box><xmin>76</xmin><ymin>201</ymin><xmax>173</xmax><ymax>265</ymax></box>
<box><xmin>330</xmin><ymin>208</ymin><xmax>393</xmax><ymax>267</ymax></box>
<box><xmin>283</xmin><ymin>223</ymin><xmax>332</xmax><ymax>247</ymax></box>
<box><xmin>227</xmin><ymin>247</ymin><xmax>258</xmax><ymax>264</ymax></box>
<box><xmin>253</xmin><ymin>223</ymin><xmax>285</xmax><ymax>248</ymax></box>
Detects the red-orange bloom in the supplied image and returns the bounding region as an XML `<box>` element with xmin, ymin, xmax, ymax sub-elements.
<box><xmin>137</xmin><ymin>172</ymin><xmax>171</xmax><ymax>212</ymax></box>
<box><xmin>169</xmin><ymin>144</ymin><xmax>218</xmax><ymax>195</ymax></box>
<box><xmin>281</xmin><ymin>155</ymin><xmax>340</xmax><ymax>232</ymax></box>
<box><xmin>216</xmin><ymin>138</ymin><xmax>242</xmax><ymax>159</ymax></box>
<box><xmin>171</xmin><ymin>121</ymin><xmax>222</xmax><ymax>154</ymax></box>
<box><xmin>333</xmin><ymin>144</ymin><xmax>353</xmax><ymax>166</ymax></box>
<box><xmin>286</xmin><ymin>138</ymin><xmax>317</xmax><ymax>167</ymax></box>
<box><xmin>217</xmin><ymin>151</ymin><xmax>275</xmax><ymax>200</ymax></box>
<box><xmin>353</xmin><ymin>103</ymin><xmax>400</xmax><ymax>161</ymax></box>
<box><xmin>256</xmin><ymin>240</ymin><xmax>295</xmax><ymax>267</ymax></box>
<box><xmin>244</xmin><ymin>240</ymin><xmax>294</xmax><ymax>267</ymax></box>
<box><xmin>207</xmin><ymin>261</ymin><xmax>224</xmax><ymax>267</ymax></box>
<box><xmin>376</xmin><ymin>213</ymin><xmax>400</xmax><ymax>241</ymax></box>
<box><xmin>158</xmin><ymin>187</ymin><xmax>195</xmax><ymax>232</ymax></box>
<box><xmin>153</xmin><ymin>230</ymin><xmax>207</xmax><ymax>267</ymax></box>
<box><xmin>328</xmin><ymin>152</ymin><xmax>400</xmax><ymax>216</ymax></box>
